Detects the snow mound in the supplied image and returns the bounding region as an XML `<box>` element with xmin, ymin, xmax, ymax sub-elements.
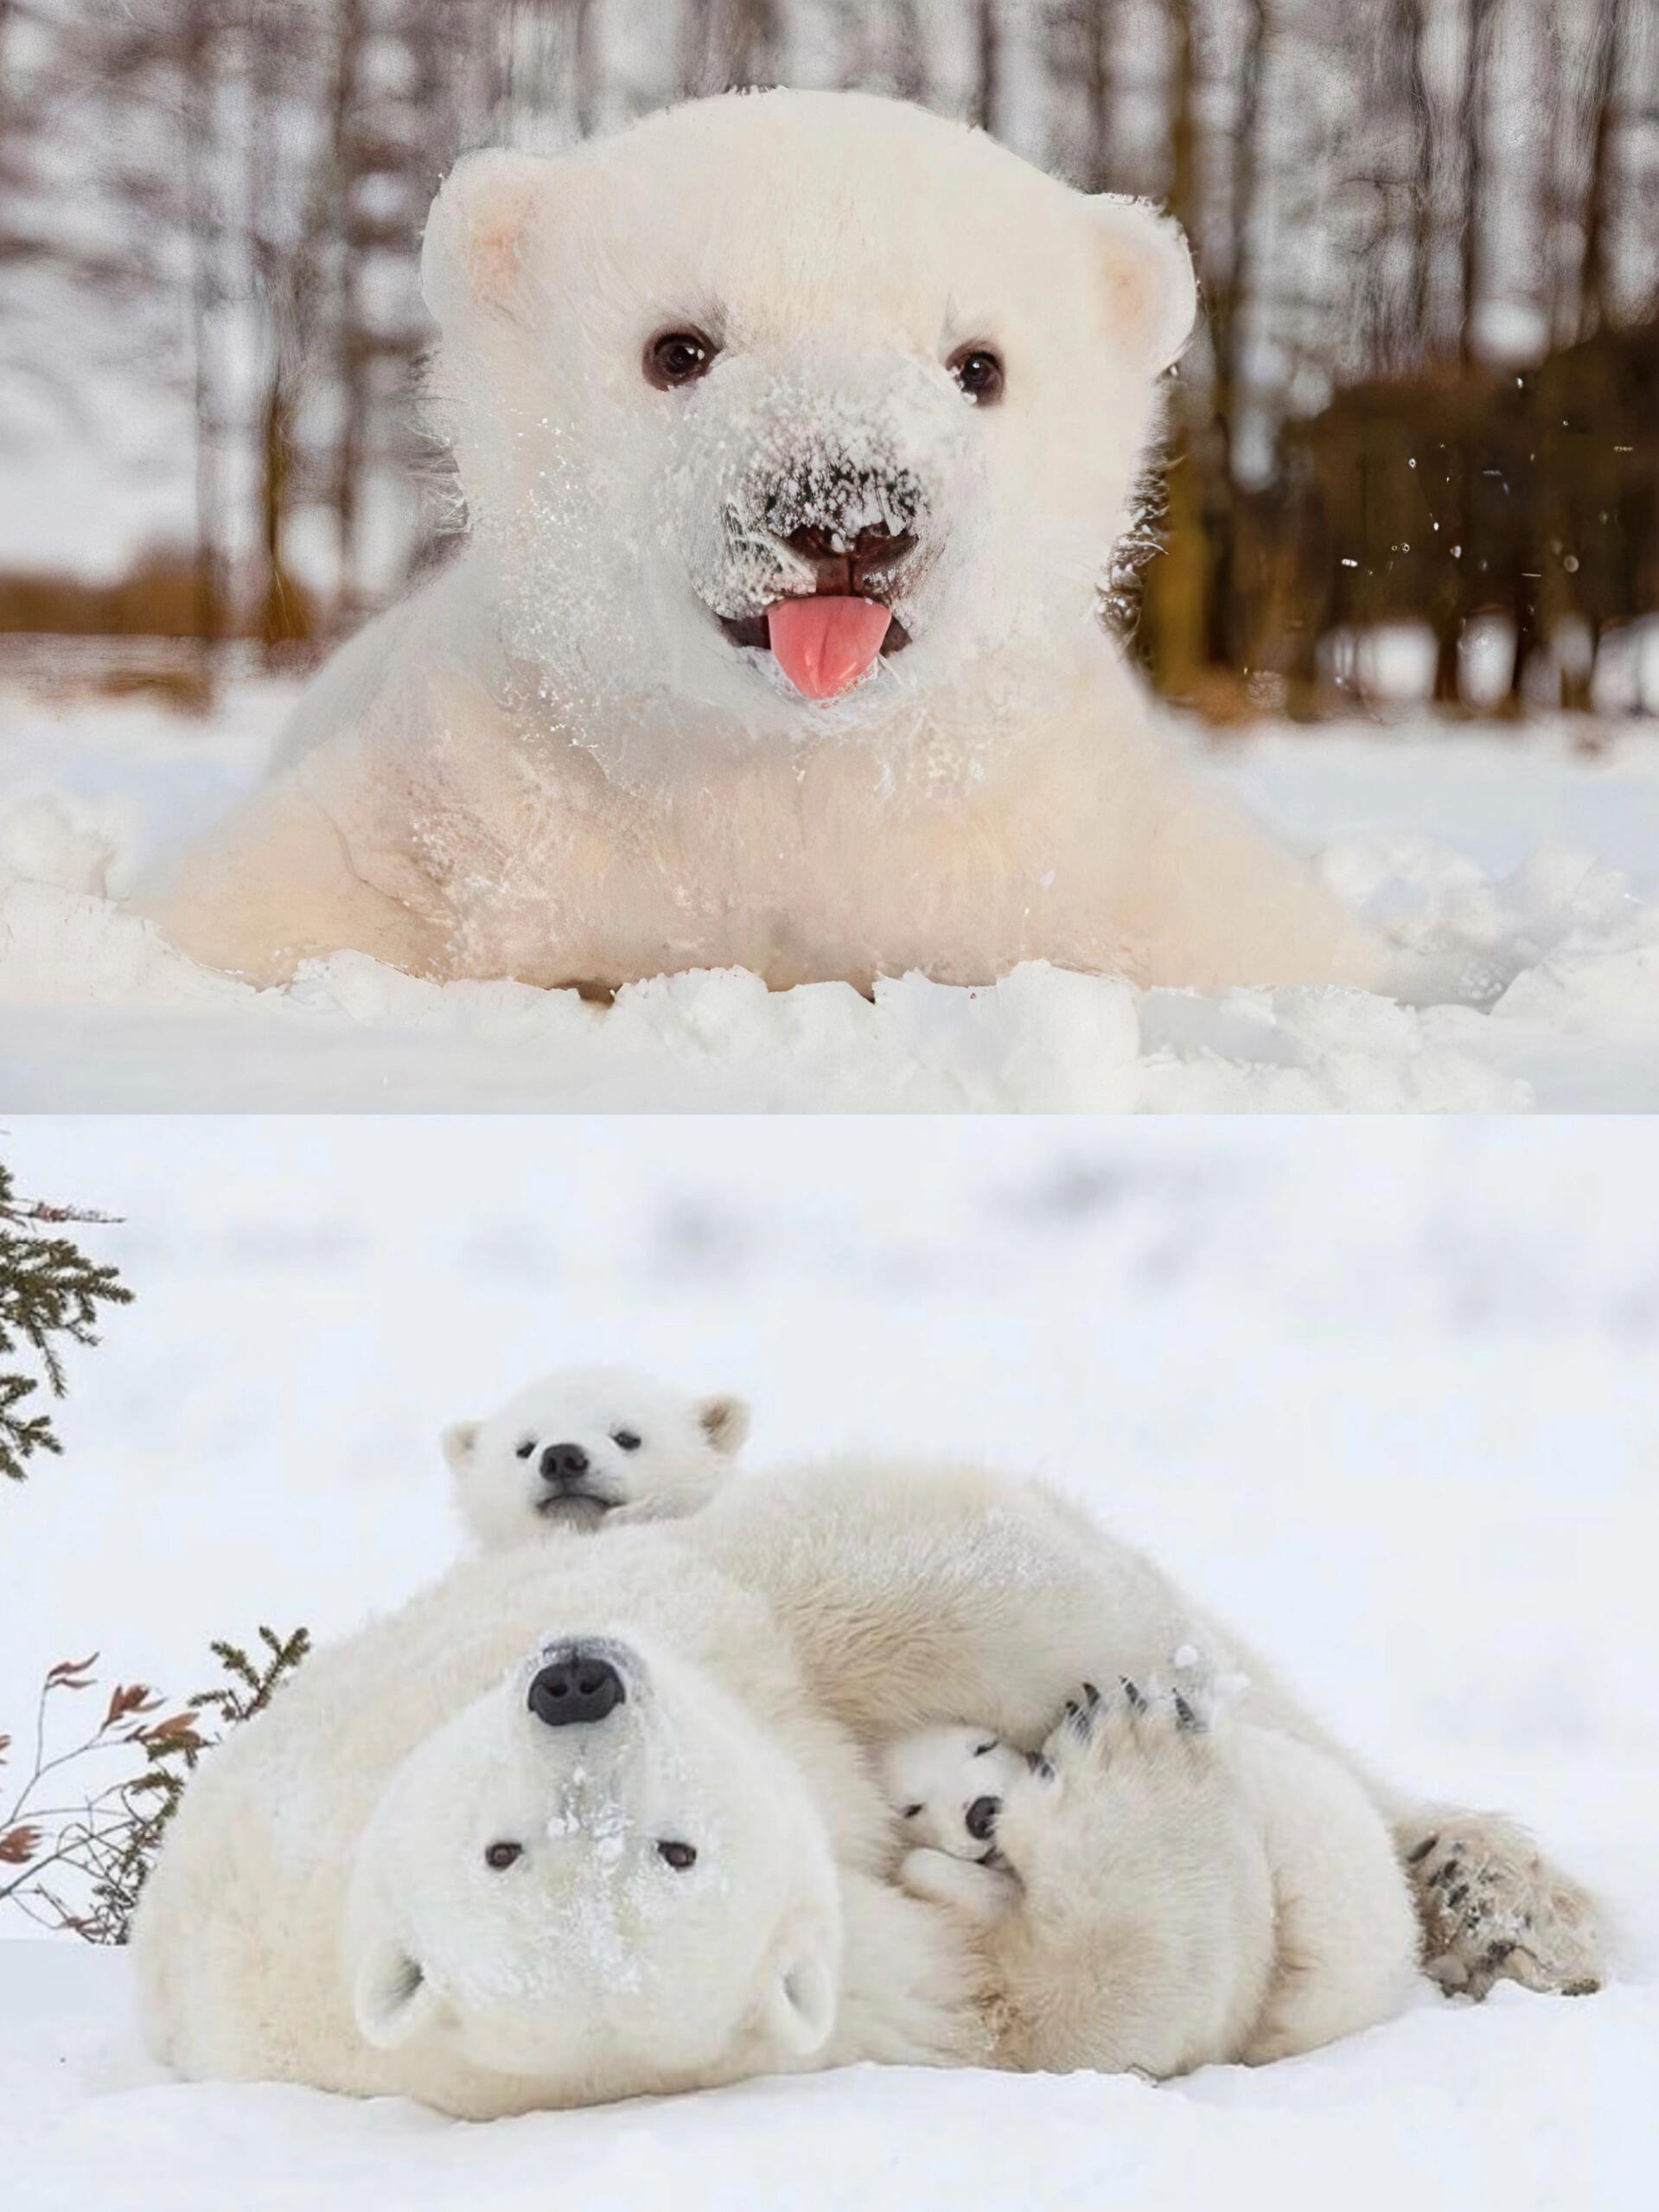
<box><xmin>3</xmin><ymin>1944</ymin><xmax>1655</xmax><ymax>2212</ymax></box>
<box><xmin>3</xmin><ymin>692</ymin><xmax>1659</xmax><ymax>1109</ymax></box>
<box><xmin>0</xmin><ymin>862</ymin><xmax>1527</xmax><ymax>1112</ymax></box>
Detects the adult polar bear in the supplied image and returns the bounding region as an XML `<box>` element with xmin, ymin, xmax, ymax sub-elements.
<box><xmin>133</xmin><ymin>1463</ymin><xmax>1598</xmax><ymax>2117</ymax></box>
<box><xmin>130</xmin><ymin>91</ymin><xmax>1384</xmax><ymax>996</ymax></box>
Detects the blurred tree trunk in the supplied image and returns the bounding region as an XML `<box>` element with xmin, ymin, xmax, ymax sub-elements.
<box><xmin>1579</xmin><ymin>0</ymin><xmax>1625</xmax><ymax>340</ymax></box>
<box><xmin>1537</xmin><ymin>0</ymin><xmax>1567</xmax><ymax>350</ymax></box>
<box><xmin>1401</xmin><ymin>0</ymin><xmax>1433</xmax><ymax>351</ymax></box>
<box><xmin>246</xmin><ymin>0</ymin><xmax>337</xmax><ymax>657</ymax></box>
<box><xmin>683</xmin><ymin>0</ymin><xmax>781</xmax><ymax>95</ymax></box>
<box><xmin>329</xmin><ymin>0</ymin><xmax>367</xmax><ymax>623</ymax></box>
<box><xmin>183</xmin><ymin>0</ymin><xmax>222</xmax><ymax>679</ymax></box>
<box><xmin>1084</xmin><ymin>0</ymin><xmax>1120</xmax><ymax>193</ymax></box>
<box><xmin>1143</xmin><ymin>0</ymin><xmax>1208</xmax><ymax>700</ymax></box>
<box><xmin>1458</xmin><ymin>0</ymin><xmax>1494</xmax><ymax>366</ymax></box>
<box><xmin>973</xmin><ymin>0</ymin><xmax>1003</xmax><ymax>137</ymax></box>
<box><xmin>888</xmin><ymin>0</ymin><xmax>928</xmax><ymax>105</ymax></box>
<box><xmin>1207</xmin><ymin>0</ymin><xmax>1267</xmax><ymax>671</ymax></box>
<box><xmin>570</xmin><ymin>0</ymin><xmax>597</xmax><ymax>137</ymax></box>
<box><xmin>0</xmin><ymin>2</ymin><xmax>17</xmax><ymax>214</ymax></box>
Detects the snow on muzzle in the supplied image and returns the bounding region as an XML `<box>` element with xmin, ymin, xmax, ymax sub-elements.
<box><xmin>667</xmin><ymin>348</ymin><xmax>977</xmax><ymax>700</ymax></box>
<box><xmin>525</xmin><ymin>1636</ymin><xmax>641</xmax><ymax>1729</ymax></box>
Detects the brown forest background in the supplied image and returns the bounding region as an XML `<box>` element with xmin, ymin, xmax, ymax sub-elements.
<box><xmin>2</xmin><ymin>0</ymin><xmax>1656</xmax><ymax>721</ymax></box>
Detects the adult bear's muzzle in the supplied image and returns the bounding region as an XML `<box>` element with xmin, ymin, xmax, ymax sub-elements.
<box><xmin>526</xmin><ymin>1642</ymin><xmax>628</xmax><ymax>1727</ymax></box>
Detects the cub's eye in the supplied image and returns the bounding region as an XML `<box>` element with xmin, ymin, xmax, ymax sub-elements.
<box><xmin>947</xmin><ymin>345</ymin><xmax>1004</xmax><ymax>405</ymax></box>
<box><xmin>973</xmin><ymin>1742</ymin><xmax>998</xmax><ymax>1757</ymax></box>
<box><xmin>657</xmin><ymin>1839</ymin><xmax>698</xmax><ymax>1870</ymax></box>
<box><xmin>514</xmin><ymin>1439</ymin><xmax>535</xmax><ymax>1461</ymax></box>
<box><xmin>644</xmin><ymin>329</ymin><xmax>717</xmax><ymax>389</ymax></box>
<box><xmin>612</xmin><ymin>1429</ymin><xmax>642</xmax><ymax>1452</ymax></box>
<box><xmin>902</xmin><ymin>1803</ymin><xmax>924</xmax><ymax>1820</ymax></box>
<box><xmin>484</xmin><ymin>1840</ymin><xmax>523</xmax><ymax>1870</ymax></box>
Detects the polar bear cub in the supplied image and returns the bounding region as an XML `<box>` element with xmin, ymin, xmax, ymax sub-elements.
<box><xmin>130</xmin><ymin>89</ymin><xmax>1384</xmax><ymax>999</ymax></box>
<box><xmin>443</xmin><ymin>1366</ymin><xmax>749</xmax><ymax>1544</ymax></box>
<box><xmin>879</xmin><ymin>1722</ymin><xmax>1030</xmax><ymax>1919</ymax></box>
<box><xmin>881</xmin><ymin>1668</ymin><xmax>1422</xmax><ymax>2068</ymax></box>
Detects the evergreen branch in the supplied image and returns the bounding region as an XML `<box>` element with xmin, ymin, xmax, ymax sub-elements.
<box><xmin>0</xmin><ymin>1158</ymin><xmax>134</xmax><ymax>1482</ymax></box>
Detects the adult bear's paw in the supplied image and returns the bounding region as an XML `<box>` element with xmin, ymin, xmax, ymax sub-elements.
<box><xmin>994</xmin><ymin>1670</ymin><xmax>1239</xmax><ymax>1901</ymax></box>
<box><xmin>1402</xmin><ymin>1811</ymin><xmax>1604</xmax><ymax>1999</ymax></box>
<box><xmin>1039</xmin><ymin>1669</ymin><xmax>1218</xmax><ymax>1768</ymax></box>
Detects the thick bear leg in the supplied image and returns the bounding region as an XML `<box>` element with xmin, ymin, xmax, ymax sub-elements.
<box><xmin>983</xmin><ymin>1678</ymin><xmax>1275</xmax><ymax>2078</ymax></box>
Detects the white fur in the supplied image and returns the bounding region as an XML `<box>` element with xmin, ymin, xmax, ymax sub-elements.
<box><xmin>345</xmin><ymin>1631</ymin><xmax>842</xmax><ymax>2093</ymax></box>
<box><xmin>134</xmin><ymin>1518</ymin><xmax>986</xmax><ymax>2117</ymax></box>
<box><xmin>880</xmin><ymin>1722</ymin><xmax>1031</xmax><ymax>1864</ymax></box>
<box><xmin>443</xmin><ymin>1365</ymin><xmax>749</xmax><ymax>1545</ymax></box>
<box><xmin>130</xmin><ymin>90</ymin><xmax>1381</xmax><ymax>997</ymax></box>
<box><xmin>883</xmin><ymin>1684</ymin><xmax>1420</xmax><ymax>2068</ymax></box>
<box><xmin>134</xmin><ymin>1459</ymin><xmax>1596</xmax><ymax>2113</ymax></box>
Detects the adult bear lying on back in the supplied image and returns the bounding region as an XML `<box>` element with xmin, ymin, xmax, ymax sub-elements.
<box><xmin>132</xmin><ymin>1462</ymin><xmax>1598</xmax><ymax>2116</ymax></box>
<box><xmin>131</xmin><ymin>90</ymin><xmax>1384</xmax><ymax>998</ymax></box>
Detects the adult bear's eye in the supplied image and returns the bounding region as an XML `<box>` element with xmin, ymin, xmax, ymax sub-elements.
<box><xmin>657</xmin><ymin>1839</ymin><xmax>698</xmax><ymax>1870</ymax></box>
<box><xmin>484</xmin><ymin>1840</ymin><xmax>523</xmax><ymax>1870</ymax></box>
<box><xmin>644</xmin><ymin>329</ymin><xmax>718</xmax><ymax>389</ymax></box>
<box><xmin>947</xmin><ymin>344</ymin><xmax>1004</xmax><ymax>405</ymax></box>
<box><xmin>612</xmin><ymin>1429</ymin><xmax>642</xmax><ymax>1452</ymax></box>
<box><xmin>514</xmin><ymin>1438</ymin><xmax>535</xmax><ymax>1460</ymax></box>
<box><xmin>902</xmin><ymin>1804</ymin><xmax>923</xmax><ymax>1820</ymax></box>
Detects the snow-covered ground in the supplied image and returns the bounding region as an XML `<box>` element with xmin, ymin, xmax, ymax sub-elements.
<box><xmin>2</xmin><ymin>1118</ymin><xmax>1656</xmax><ymax>2207</ymax></box>
<box><xmin>3</xmin><ymin>678</ymin><xmax>1659</xmax><ymax>1109</ymax></box>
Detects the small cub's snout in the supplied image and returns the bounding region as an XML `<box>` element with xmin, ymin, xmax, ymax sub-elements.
<box><xmin>528</xmin><ymin>1650</ymin><xmax>627</xmax><ymax>1728</ymax></box>
<box><xmin>783</xmin><ymin>521</ymin><xmax>919</xmax><ymax>596</ymax></box>
<box><xmin>759</xmin><ymin>457</ymin><xmax>926</xmax><ymax>590</ymax></box>
<box><xmin>539</xmin><ymin>1442</ymin><xmax>590</xmax><ymax>1486</ymax></box>
<box><xmin>965</xmin><ymin>1794</ymin><xmax>1000</xmax><ymax>1843</ymax></box>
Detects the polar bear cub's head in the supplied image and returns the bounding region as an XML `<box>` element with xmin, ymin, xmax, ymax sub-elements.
<box><xmin>346</xmin><ymin>1630</ymin><xmax>840</xmax><ymax>2102</ymax></box>
<box><xmin>880</xmin><ymin>1723</ymin><xmax>1031</xmax><ymax>1863</ymax></box>
<box><xmin>443</xmin><ymin>1365</ymin><xmax>750</xmax><ymax>1545</ymax></box>
<box><xmin>420</xmin><ymin>90</ymin><xmax>1194</xmax><ymax>757</ymax></box>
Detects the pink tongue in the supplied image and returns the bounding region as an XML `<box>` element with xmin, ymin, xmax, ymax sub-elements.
<box><xmin>766</xmin><ymin>596</ymin><xmax>893</xmax><ymax>700</ymax></box>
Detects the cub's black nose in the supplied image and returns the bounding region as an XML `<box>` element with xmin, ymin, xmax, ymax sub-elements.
<box><xmin>540</xmin><ymin>1442</ymin><xmax>590</xmax><ymax>1486</ymax></box>
<box><xmin>527</xmin><ymin>1652</ymin><xmax>626</xmax><ymax>1727</ymax></box>
<box><xmin>966</xmin><ymin>1794</ymin><xmax>1000</xmax><ymax>1843</ymax></box>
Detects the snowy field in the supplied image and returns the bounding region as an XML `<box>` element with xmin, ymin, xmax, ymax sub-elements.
<box><xmin>2</xmin><ymin>1116</ymin><xmax>1656</xmax><ymax>2208</ymax></box>
<box><xmin>3</xmin><ymin>677</ymin><xmax>1659</xmax><ymax>1110</ymax></box>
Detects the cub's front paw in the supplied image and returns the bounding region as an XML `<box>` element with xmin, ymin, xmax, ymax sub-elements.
<box><xmin>899</xmin><ymin>1847</ymin><xmax>1019</xmax><ymax>1926</ymax></box>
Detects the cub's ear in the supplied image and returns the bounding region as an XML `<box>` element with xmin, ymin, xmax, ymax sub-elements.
<box><xmin>441</xmin><ymin>1421</ymin><xmax>480</xmax><ymax>1478</ymax></box>
<box><xmin>352</xmin><ymin>1934</ymin><xmax>446</xmax><ymax>2051</ymax></box>
<box><xmin>1087</xmin><ymin>195</ymin><xmax>1196</xmax><ymax>374</ymax></box>
<box><xmin>759</xmin><ymin>1929</ymin><xmax>838</xmax><ymax>2059</ymax></box>
<box><xmin>696</xmin><ymin>1395</ymin><xmax>750</xmax><ymax>1456</ymax></box>
<box><xmin>420</xmin><ymin>148</ymin><xmax>559</xmax><ymax>329</ymax></box>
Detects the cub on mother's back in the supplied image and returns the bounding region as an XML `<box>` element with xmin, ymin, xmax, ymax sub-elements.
<box><xmin>443</xmin><ymin>1365</ymin><xmax>750</xmax><ymax>1545</ymax></box>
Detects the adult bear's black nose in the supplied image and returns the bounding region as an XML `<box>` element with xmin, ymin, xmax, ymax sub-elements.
<box><xmin>527</xmin><ymin>1650</ymin><xmax>626</xmax><ymax>1727</ymax></box>
<box><xmin>966</xmin><ymin>1794</ymin><xmax>1000</xmax><ymax>1843</ymax></box>
<box><xmin>539</xmin><ymin>1442</ymin><xmax>590</xmax><ymax>1486</ymax></box>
